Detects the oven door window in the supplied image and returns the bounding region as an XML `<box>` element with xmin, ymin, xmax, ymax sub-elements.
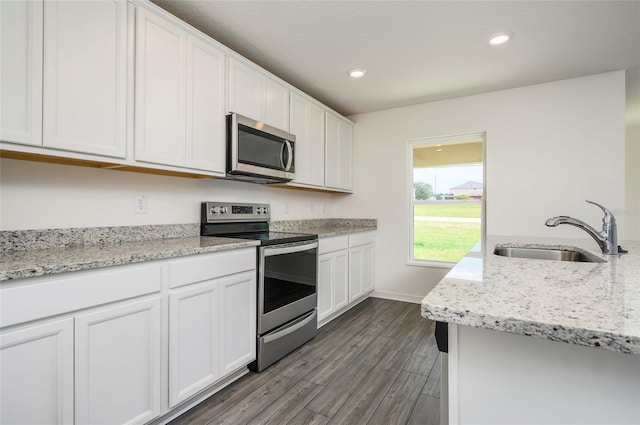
<box><xmin>263</xmin><ymin>246</ymin><xmax>317</xmax><ymax>314</ymax></box>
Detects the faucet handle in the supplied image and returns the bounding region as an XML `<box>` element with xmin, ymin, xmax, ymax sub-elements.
<box><xmin>585</xmin><ymin>200</ymin><xmax>616</xmax><ymax>223</ymax></box>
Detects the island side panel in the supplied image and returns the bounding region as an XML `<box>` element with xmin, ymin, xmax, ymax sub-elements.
<box><xmin>450</xmin><ymin>324</ymin><xmax>640</xmax><ymax>424</ymax></box>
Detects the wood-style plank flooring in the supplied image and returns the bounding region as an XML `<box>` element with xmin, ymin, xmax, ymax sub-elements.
<box><xmin>170</xmin><ymin>298</ymin><xmax>440</xmax><ymax>425</ymax></box>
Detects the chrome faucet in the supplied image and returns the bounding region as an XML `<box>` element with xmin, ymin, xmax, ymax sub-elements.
<box><xmin>545</xmin><ymin>200</ymin><xmax>618</xmax><ymax>255</ymax></box>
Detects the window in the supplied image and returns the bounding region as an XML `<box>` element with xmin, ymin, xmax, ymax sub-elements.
<box><xmin>409</xmin><ymin>134</ymin><xmax>485</xmax><ymax>266</ymax></box>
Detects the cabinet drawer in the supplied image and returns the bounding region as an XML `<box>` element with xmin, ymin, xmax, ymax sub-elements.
<box><xmin>168</xmin><ymin>248</ymin><xmax>255</xmax><ymax>288</ymax></box>
<box><xmin>349</xmin><ymin>231</ymin><xmax>376</xmax><ymax>247</ymax></box>
<box><xmin>318</xmin><ymin>236</ymin><xmax>348</xmax><ymax>255</ymax></box>
<box><xmin>1</xmin><ymin>263</ymin><xmax>162</xmax><ymax>328</ymax></box>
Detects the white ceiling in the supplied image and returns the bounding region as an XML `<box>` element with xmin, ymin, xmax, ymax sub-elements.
<box><xmin>151</xmin><ymin>0</ymin><xmax>640</xmax><ymax>117</ymax></box>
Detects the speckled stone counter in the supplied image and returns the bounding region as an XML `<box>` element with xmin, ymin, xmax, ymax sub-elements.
<box><xmin>270</xmin><ymin>218</ymin><xmax>376</xmax><ymax>237</ymax></box>
<box><xmin>0</xmin><ymin>219</ymin><xmax>376</xmax><ymax>282</ymax></box>
<box><xmin>421</xmin><ymin>236</ymin><xmax>640</xmax><ymax>355</ymax></box>
<box><xmin>0</xmin><ymin>236</ymin><xmax>259</xmax><ymax>282</ymax></box>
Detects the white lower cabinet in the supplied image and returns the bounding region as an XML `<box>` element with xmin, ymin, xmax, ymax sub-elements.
<box><xmin>169</xmin><ymin>281</ymin><xmax>220</xmax><ymax>407</ymax></box>
<box><xmin>348</xmin><ymin>232</ymin><xmax>376</xmax><ymax>303</ymax></box>
<box><xmin>0</xmin><ymin>248</ymin><xmax>257</xmax><ymax>425</ymax></box>
<box><xmin>318</xmin><ymin>248</ymin><xmax>348</xmax><ymax>323</ymax></box>
<box><xmin>318</xmin><ymin>232</ymin><xmax>376</xmax><ymax>327</ymax></box>
<box><xmin>167</xmin><ymin>249</ymin><xmax>256</xmax><ymax>408</ymax></box>
<box><xmin>317</xmin><ymin>236</ymin><xmax>349</xmax><ymax>325</ymax></box>
<box><xmin>167</xmin><ymin>269</ymin><xmax>256</xmax><ymax>407</ymax></box>
<box><xmin>0</xmin><ymin>318</ymin><xmax>74</xmax><ymax>425</ymax></box>
<box><xmin>219</xmin><ymin>271</ymin><xmax>257</xmax><ymax>375</ymax></box>
<box><xmin>75</xmin><ymin>297</ymin><xmax>162</xmax><ymax>425</ymax></box>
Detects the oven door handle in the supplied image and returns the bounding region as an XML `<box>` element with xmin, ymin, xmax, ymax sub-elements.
<box><xmin>263</xmin><ymin>310</ymin><xmax>317</xmax><ymax>343</ymax></box>
<box><xmin>263</xmin><ymin>240</ymin><xmax>318</xmax><ymax>257</ymax></box>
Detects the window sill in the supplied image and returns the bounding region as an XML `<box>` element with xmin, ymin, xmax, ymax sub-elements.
<box><xmin>406</xmin><ymin>260</ymin><xmax>456</xmax><ymax>269</ymax></box>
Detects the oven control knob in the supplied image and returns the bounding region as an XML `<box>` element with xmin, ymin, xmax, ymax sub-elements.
<box><xmin>263</xmin><ymin>207</ymin><xmax>269</xmax><ymax>214</ymax></box>
<box><xmin>222</xmin><ymin>207</ymin><xmax>228</xmax><ymax>214</ymax></box>
<box><xmin>212</xmin><ymin>206</ymin><xmax>221</xmax><ymax>214</ymax></box>
<box><xmin>256</xmin><ymin>208</ymin><xmax>262</xmax><ymax>214</ymax></box>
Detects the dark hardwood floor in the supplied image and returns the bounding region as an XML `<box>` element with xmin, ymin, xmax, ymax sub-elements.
<box><xmin>170</xmin><ymin>298</ymin><xmax>440</xmax><ymax>425</ymax></box>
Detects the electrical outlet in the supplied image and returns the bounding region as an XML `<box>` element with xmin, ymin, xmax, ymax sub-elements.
<box><xmin>134</xmin><ymin>195</ymin><xmax>147</xmax><ymax>214</ymax></box>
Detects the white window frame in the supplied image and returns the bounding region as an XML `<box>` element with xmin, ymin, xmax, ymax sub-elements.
<box><xmin>406</xmin><ymin>132</ymin><xmax>486</xmax><ymax>268</ymax></box>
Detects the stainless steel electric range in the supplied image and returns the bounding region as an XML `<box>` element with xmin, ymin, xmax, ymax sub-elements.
<box><xmin>201</xmin><ymin>202</ymin><xmax>318</xmax><ymax>372</ymax></box>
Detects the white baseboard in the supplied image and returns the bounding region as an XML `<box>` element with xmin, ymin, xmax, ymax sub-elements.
<box><xmin>370</xmin><ymin>290</ymin><xmax>425</xmax><ymax>304</ymax></box>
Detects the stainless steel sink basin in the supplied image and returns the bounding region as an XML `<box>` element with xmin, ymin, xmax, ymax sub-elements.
<box><xmin>493</xmin><ymin>246</ymin><xmax>604</xmax><ymax>263</ymax></box>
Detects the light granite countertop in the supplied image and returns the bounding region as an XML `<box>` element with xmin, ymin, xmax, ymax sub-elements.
<box><xmin>270</xmin><ymin>219</ymin><xmax>377</xmax><ymax>238</ymax></box>
<box><xmin>0</xmin><ymin>219</ymin><xmax>376</xmax><ymax>282</ymax></box>
<box><xmin>0</xmin><ymin>236</ymin><xmax>260</xmax><ymax>281</ymax></box>
<box><xmin>421</xmin><ymin>236</ymin><xmax>640</xmax><ymax>355</ymax></box>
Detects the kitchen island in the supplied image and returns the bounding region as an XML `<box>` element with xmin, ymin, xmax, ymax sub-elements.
<box><xmin>422</xmin><ymin>236</ymin><xmax>640</xmax><ymax>424</ymax></box>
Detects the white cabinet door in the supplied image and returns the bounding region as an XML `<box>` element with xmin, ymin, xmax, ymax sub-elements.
<box><xmin>290</xmin><ymin>92</ymin><xmax>325</xmax><ymax>187</ymax></box>
<box><xmin>333</xmin><ymin>250</ymin><xmax>349</xmax><ymax>311</ymax></box>
<box><xmin>228</xmin><ymin>58</ymin><xmax>290</xmax><ymax>131</ymax></box>
<box><xmin>135</xmin><ymin>7</ymin><xmax>187</xmax><ymax>166</ymax></box>
<box><xmin>325</xmin><ymin>112</ymin><xmax>353</xmax><ymax>191</ymax></box>
<box><xmin>185</xmin><ymin>35</ymin><xmax>225</xmax><ymax>173</ymax></box>
<box><xmin>348</xmin><ymin>246</ymin><xmax>364</xmax><ymax>302</ymax></box>
<box><xmin>317</xmin><ymin>253</ymin><xmax>334</xmax><ymax>322</ymax></box>
<box><xmin>75</xmin><ymin>297</ymin><xmax>161</xmax><ymax>425</ymax></box>
<box><xmin>43</xmin><ymin>0</ymin><xmax>127</xmax><ymax>158</ymax></box>
<box><xmin>219</xmin><ymin>271</ymin><xmax>256</xmax><ymax>375</ymax></box>
<box><xmin>0</xmin><ymin>0</ymin><xmax>43</xmax><ymax>146</ymax></box>
<box><xmin>318</xmin><ymin>249</ymin><xmax>349</xmax><ymax>323</ymax></box>
<box><xmin>227</xmin><ymin>58</ymin><xmax>262</xmax><ymax>121</ymax></box>
<box><xmin>0</xmin><ymin>319</ymin><xmax>73</xmax><ymax>425</ymax></box>
<box><xmin>348</xmin><ymin>236</ymin><xmax>374</xmax><ymax>303</ymax></box>
<box><xmin>361</xmin><ymin>244</ymin><xmax>375</xmax><ymax>294</ymax></box>
<box><xmin>168</xmin><ymin>281</ymin><xmax>220</xmax><ymax>407</ymax></box>
<box><xmin>263</xmin><ymin>77</ymin><xmax>290</xmax><ymax>130</ymax></box>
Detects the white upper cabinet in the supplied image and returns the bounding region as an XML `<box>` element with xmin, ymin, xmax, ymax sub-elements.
<box><xmin>186</xmin><ymin>35</ymin><xmax>226</xmax><ymax>172</ymax></box>
<box><xmin>325</xmin><ymin>111</ymin><xmax>353</xmax><ymax>191</ymax></box>
<box><xmin>1</xmin><ymin>0</ymin><xmax>127</xmax><ymax>157</ymax></box>
<box><xmin>43</xmin><ymin>0</ymin><xmax>127</xmax><ymax>158</ymax></box>
<box><xmin>227</xmin><ymin>58</ymin><xmax>290</xmax><ymax>131</ymax></box>
<box><xmin>135</xmin><ymin>6</ymin><xmax>226</xmax><ymax>174</ymax></box>
<box><xmin>135</xmin><ymin>7</ymin><xmax>187</xmax><ymax>167</ymax></box>
<box><xmin>0</xmin><ymin>0</ymin><xmax>43</xmax><ymax>146</ymax></box>
<box><xmin>227</xmin><ymin>59</ymin><xmax>262</xmax><ymax>121</ymax></box>
<box><xmin>263</xmin><ymin>77</ymin><xmax>290</xmax><ymax>131</ymax></box>
<box><xmin>290</xmin><ymin>92</ymin><xmax>325</xmax><ymax>187</ymax></box>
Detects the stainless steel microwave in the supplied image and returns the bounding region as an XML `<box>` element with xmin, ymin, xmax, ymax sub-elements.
<box><xmin>226</xmin><ymin>113</ymin><xmax>296</xmax><ymax>184</ymax></box>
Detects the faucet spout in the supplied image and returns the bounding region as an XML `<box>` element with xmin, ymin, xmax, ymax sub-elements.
<box><xmin>545</xmin><ymin>201</ymin><xmax>618</xmax><ymax>255</ymax></box>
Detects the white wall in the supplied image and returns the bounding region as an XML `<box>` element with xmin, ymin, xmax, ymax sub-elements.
<box><xmin>0</xmin><ymin>159</ymin><xmax>340</xmax><ymax>230</ymax></box>
<box><xmin>340</xmin><ymin>71</ymin><xmax>628</xmax><ymax>302</ymax></box>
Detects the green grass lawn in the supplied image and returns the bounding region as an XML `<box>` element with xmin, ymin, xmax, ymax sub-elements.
<box><xmin>414</xmin><ymin>203</ymin><xmax>481</xmax><ymax>218</ymax></box>
<box><xmin>414</xmin><ymin>203</ymin><xmax>481</xmax><ymax>263</ymax></box>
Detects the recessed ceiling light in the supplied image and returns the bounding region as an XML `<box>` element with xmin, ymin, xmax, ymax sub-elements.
<box><xmin>489</xmin><ymin>31</ymin><xmax>514</xmax><ymax>46</ymax></box>
<box><xmin>348</xmin><ymin>68</ymin><xmax>367</xmax><ymax>78</ymax></box>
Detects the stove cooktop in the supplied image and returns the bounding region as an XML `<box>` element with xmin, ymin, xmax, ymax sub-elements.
<box><xmin>200</xmin><ymin>201</ymin><xmax>317</xmax><ymax>246</ymax></box>
<box><xmin>221</xmin><ymin>231</ymin><xmax>317</xmax><ymax>246</ymax></box>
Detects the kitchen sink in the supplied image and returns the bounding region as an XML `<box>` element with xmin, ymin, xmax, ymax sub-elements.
<box><xmin>493</xmin><ymin>245</ymin><xmax>604</xmax><ymax>263</ymax></box>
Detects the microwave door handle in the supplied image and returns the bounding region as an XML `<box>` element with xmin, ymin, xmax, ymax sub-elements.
<box><xmin>279</xmin><ymin>142</ymin><xmax>286</xmax><ymax>170</ymax></box>
<box><xmin>284</xmin><ymin>139</ymin><xmax>293</xmax><ymax>171</ymax></box>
